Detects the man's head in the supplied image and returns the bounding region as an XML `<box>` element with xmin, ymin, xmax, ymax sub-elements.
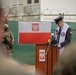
<box><xmin>53</xmin><ymin>43</ymin><xmax>76</xmax><ymax>75</ymax></box>
<box><xmin>4</xmin><ymin>24</ymin><xmax>9</xmax><ymax>31</ymax></box>
<box><xmin>0</xmin><ymin>0</ymin><xmax>4</xmax><ymax>42</ymax></box>
<box><xmin>0</xmin><ymin>52</ymin><xmax>36</xmax><ymax>75</ymax></box>
<box><xmin>54</xmin><ymin>16</ymin><xmax>64</xmax><ymax>27</ymax></box>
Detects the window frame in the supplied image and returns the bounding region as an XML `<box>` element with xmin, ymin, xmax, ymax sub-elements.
<box><xmin>34</xmin><ymin>0</ymin><xmax>39</xmax><ymax>3</ymax></box>
<box><xmin>27</xmin><ymin>0</ymin><xmax>32</xmax><ymax>4</ymax></box>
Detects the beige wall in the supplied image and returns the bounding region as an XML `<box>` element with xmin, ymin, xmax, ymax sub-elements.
<box><xmin>2</xmin><ymin>0</ymin><xmax>40</xmax><ymax>21</ymax></box>
<box><xmin>3</xmin><ymin>0</ymin><xmax>76</xmax><ymax>22</ymax></box>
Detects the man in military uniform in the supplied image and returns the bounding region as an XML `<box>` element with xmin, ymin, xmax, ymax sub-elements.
<box><xmin>2</xmin><ymin>24</ymin><xmax>14</xmax><ymax>57</ymax></box>
<box><xmin>0</xmin><ymin>2</ymin><xmax>36</xmax><ymax>75</ymax></box>
<box><xmin>54</xmin><ymin>16</ymin><xmax>72</xmax><ymax>54</ymax></box>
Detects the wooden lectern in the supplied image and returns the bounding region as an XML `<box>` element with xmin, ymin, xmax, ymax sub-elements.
<box><xmin>36</xmin><ymin>44</ymin><xmax>59</xmax><ymax>75</ymax></box>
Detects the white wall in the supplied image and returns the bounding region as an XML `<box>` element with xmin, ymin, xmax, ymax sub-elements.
<box><xmin>41</xmin><ymin>0</ymin><xmax>76</xmax><ymax>14</ymax></box>
<box><xmin>2</xmin><ymin>0</ymin><xmax>75</xmax><ymax>21</ymax></box>
<box><xmin>40</xmin><ymin>0</ymin><xmax>76</xmax><ymax>22</ymax></box>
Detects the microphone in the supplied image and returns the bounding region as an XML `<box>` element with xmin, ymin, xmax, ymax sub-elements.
<box><xmin>46</xmin><ymin>33</ymin><xmax>54</xmax><ymax>46</ymax></box>
<box><xmin>51</xmin><ymin>32</ymin><xmax>58</xmax><ymax>45</ymax></box>
<box><xmin>46</xmin><ymin>32</ymin><xmax>59</xmax><ymax>46</ymax></box>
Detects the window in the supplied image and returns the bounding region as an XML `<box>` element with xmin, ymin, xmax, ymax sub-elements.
<box><xmin>27</xmin><ymin>0</ymin><xmax>32</xmax><ymax>4</ymax></box>
<box><xmin>34</xmin><ymin>0</ymin><xmax>39</xmax><ymax>3</ymax></box>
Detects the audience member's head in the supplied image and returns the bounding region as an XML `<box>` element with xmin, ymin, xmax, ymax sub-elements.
<box><xmin>0</xmin><ymin>55</ymin><xmax>35</xmax><ymax>75</ymax></box>
<box><xmin>0</xmin><ymin>0</ymin><xmax>4</xmax><ymax>42</ymax></box>
<box><xmin>53</xmin><ymin>43</ymin><xmax>76</xmax><ymax>75</ymax></box>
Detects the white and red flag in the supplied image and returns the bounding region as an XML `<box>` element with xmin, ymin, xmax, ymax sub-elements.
<box><xmin>18</xmin><ymin>22</ymin><xmax>51</xmax><ymax>44</ymax></box>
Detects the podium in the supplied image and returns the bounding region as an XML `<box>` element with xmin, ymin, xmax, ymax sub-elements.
<box><xmin>36</xmin><ymin>44</ymin><xmax>60</xmax><ymax>75</ymax></box>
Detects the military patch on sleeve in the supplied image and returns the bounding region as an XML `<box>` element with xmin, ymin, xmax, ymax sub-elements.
<box><xmin>61</xmin><ymin>32</ymin><xmax>65</xmax><ymax>37</ymax></box>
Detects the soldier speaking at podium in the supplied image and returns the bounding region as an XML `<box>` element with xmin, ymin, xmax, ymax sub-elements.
<box><xmin>54</xmin><ymin>16</ymin><xmax>72</xmax><ymax>54</ymax></box>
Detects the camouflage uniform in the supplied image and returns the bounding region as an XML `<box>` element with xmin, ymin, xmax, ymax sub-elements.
<box><xmin>2</xmin><ymin>24</ymin><xmax>14</xmax><ymax>57</ymax></box>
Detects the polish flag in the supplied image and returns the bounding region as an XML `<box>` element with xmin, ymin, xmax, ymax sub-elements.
<box><xmin>18</xmin><ymin>22</ymin><xmax>51</xmax><ymax>44</ymax></box>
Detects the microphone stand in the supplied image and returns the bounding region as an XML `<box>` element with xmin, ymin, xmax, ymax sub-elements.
<box><xmin>55</xmin><ymin>31</ymin><xmax>59</xmax><ymax>61</ymax></box>
<box><xmin>56</xmin><ymin>35</ymin><xmax>59</xmax><ymax>61</ymax></box>
<box><xmin>45</xmin><ymin>42</ymin><xmax>51</xmax><ymax>75</ymax></box>
<box><xmin>45</xmin><ymin>42</ymin><xmax>54</xmax><ymax>75</ymax></box>
<box><xmin>51</xmin><ymin>44</ymin><xmax>54</xmax><ymax>75</ymax></box>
